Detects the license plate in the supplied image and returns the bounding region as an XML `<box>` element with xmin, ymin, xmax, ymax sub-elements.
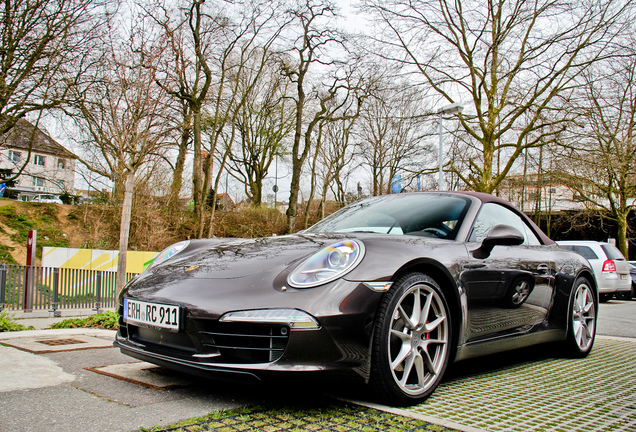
<box><xmin>123</xmin><ymin>298</ymin><xmax>180</xmax><ymax>331</ymax></box>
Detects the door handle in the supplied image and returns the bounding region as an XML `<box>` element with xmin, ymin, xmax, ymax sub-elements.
<box><xmin>465</xmin><ymin>263</ymin><xmax>486</xmax><ymax>269</ymax></box>
<box><xmin>537</xmin><ymin>264</ymin><xmax>550</xmax><ymax>273</ymax></box>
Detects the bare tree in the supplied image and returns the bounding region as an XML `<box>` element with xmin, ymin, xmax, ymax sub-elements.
<box><xmin>151</xmin><ymin>0</ymin><xmax>214</xmax><ymax>231</ymax></box>
<box><xmin>149</xmin><ymin>9</ymin><xmax>194</xmax><ymax>209</ymax></box>
<box><xmin>226</xmin><ymin>55</ymin><xmax>294</xmax><ymax>206</ymax></box>
<box><xmin>322</xmin><ymin>112</ymin><xmax>359</xmax><ymax>208</ymax></box>
<box><xmin>365</xmin><ymin>0</ymin><xmax>632</xmax><ymax>193</ymax></box>
<box><xmin>303</xmin><ymin>93</ymin><xmax>363</xmax><ymax>227</ymax></box>
<box><xmin>555</xmin><ymin>51</ymin><xmax>636</xmax><ymax>257</ymax></box>
<box><xmin>358</xmin><ymin>84</ymin><xmax>429</xmax><ymax>195</ymax></box>
<box><xmin>0</xmin><ymin>0</ymin><xmax>108</xmax><ymax>134</ymax></box>
<box><xmin>282</xmin><ymin>0</ymin><xmax>366</xmax><ymax>233</ymax></box>
<box><xmin>153</xmin><ymin>0</ymin><xmax>287</xmax><ymax>236</ymax></box>
<box><xmin>68</xmin><ymin>24</ymin><xmax>173</xmax><ymax>296</ymax></box>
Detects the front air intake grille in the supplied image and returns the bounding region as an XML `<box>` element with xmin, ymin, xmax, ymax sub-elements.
<box><xmin>198</xmin><ymin>322</ymin><xmax>289</xmax><ymax>363</ymax></box>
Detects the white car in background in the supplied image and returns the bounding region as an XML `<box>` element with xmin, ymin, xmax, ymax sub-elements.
<box><xmin>557</xmin><ymin>240</ymin><xmax>631</xmax><ymax>301</ymax></box>
<box><xmin>33</xmin><ymin>194</ymin><xmax>63</xmax><ymax>204</ymax></box>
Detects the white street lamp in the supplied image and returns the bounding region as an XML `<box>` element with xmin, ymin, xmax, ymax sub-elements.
<box><xmin>437</xmin><ymin>103</ymin><xmax>463</xmax><ymax>191</ymax></box>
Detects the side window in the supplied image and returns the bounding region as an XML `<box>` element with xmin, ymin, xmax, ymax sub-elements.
<box><xmin>470</xmin><ymin>203</ymin><xmax>541</xmax><ymax>245</ymax></box>
<box><xmin>575</xmin><ymin>246</ymin><xmax>599</xmax><ymax>260</ymax></box>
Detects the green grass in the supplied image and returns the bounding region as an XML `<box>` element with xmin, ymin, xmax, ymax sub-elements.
<box><xmin>0</xmin><ymin>203</ymin><xmax>70</xmax><ymax>263</ymax></box>
<box><xmin>141</xmin><ymin>402</ymin><xmax>457</xmax><ymax>432</ymax></box>
<box><xmin>0</xmin><ymin>245</ymin><xmax>18</xmax><ymax>264</ymax></box>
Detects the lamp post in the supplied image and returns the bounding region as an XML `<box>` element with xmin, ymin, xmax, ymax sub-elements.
<box><xmin>437</xmin><ymin>103</ymin><xmax>463</xmax><ymax>190</ymax></box>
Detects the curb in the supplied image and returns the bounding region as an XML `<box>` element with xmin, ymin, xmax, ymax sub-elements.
<box><xmin>0</xmin><ymin>328</ymin><xmax>116</xmax><ymax>341</ymax></box>
<box><xmin>342</xmin><ymin>398</ymin><xmax>486</xmax><ymax>432</ymax></box>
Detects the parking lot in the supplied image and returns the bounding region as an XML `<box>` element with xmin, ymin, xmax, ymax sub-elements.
<box><xmin>0</xmin><ymin>301</ymin><xmax>634</xmax><ymax>432</ymax></box>
<box><xmin>402</xmin><ymin>336</ymin><xmax>636</xmax><ymax>431</ymax></box>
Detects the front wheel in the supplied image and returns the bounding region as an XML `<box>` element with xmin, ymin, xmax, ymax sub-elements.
<box><xmin>369</xmin><ymin>273</ymin><xmax>452</xmax><ymax>406</ymax></box>
<box><xmin>563</xmin><ymin>277</ymin><xmax>597</xmax><ymax>358</ymax></box>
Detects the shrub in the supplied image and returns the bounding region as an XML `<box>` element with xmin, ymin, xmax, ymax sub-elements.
<box><xmin>214</xmin><ymin>206</ymin><xmax>286</xmax><ymax>238</ymax></box>
<box><xmin>0</xmin><ymin>311</ymin><xmax>34</xmax><ymax>332</ymax></box>
<box><xmin>50</xmin><ymin>311</ymin><xmax>119</xmax><ymax>330</ymax></box>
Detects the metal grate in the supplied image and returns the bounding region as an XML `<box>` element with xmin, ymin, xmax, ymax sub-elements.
<box><xmin>36</xmin><ymin>338</ymin><xmax>87</xmax><ymax>346</ymax></box>
<box><xmin>409</xmin><ymin>337</ymin><xmax>636</xmax><ymax>432</ymax></box>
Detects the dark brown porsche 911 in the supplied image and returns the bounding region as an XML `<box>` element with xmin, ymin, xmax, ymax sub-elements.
<box><xmin>115</xmin><ymin>191</ymin><xmax>597</xmax><ymax>406</ymax></box>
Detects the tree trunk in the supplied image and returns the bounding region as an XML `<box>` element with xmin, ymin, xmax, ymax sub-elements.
<box><xmin>616</xmin><ymin>212</ymin><xmax>629</xmax><ymax>259</ymax></box>
<box><xmin>115</xmin><ymin>170</ymin><xmax>135</xmax><ymax>302</ymax></box>
<box><xmin>169</xmin><ymin>108</ymin><xmax>191</xmax><ymax>209</ymax></box>
<box><xmin>286</xmin><ymin>166</ymin><xmax>302</xmax><ymax>233</ymax></box>
<box><xmin>192</xmin><ymin>107</ymin><xmax>203</xmax><ymax>236</ymax></box>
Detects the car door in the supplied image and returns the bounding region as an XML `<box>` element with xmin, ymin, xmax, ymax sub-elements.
<box><xmin>461</xmin><ymin>202</ymin><xmax>556</xmax><ymax>343</ymax></box>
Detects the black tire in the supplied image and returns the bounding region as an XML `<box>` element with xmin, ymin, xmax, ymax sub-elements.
<box><xmin>615</xmin><ymin>292</ymin><xmax>632</xmax><ymax>301</ymax></box>
<box><xmin>563</xmin><ymin>276</ymin><xmax>597</xmax><ymax>358</ymax></box>
<box><xmin>369</xmin><ymin>273</ymin><xmax>452</xmax><ymax>406</ymax></box>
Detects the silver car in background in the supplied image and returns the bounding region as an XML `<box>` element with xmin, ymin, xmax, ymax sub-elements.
<box><xmin>557</xmin><ymin>241</ymin><xmax>631</xmax><ymax>301</ymax></box>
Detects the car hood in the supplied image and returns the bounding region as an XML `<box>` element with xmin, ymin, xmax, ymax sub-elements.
<box><xmin>120</xmin><ymin>233</ymin><xmax>462</xmax><ymax>314</ymax></box>
<box><xmin>146</xmin><ymin>234</ymin><xmax>347</xmax><ymax>280</ymax></box>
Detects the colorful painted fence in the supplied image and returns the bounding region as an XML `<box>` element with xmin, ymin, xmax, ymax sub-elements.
<box><xmin>42</xmin><ymin>247</ymin><xmax>159</xmax><ymax>274</ymax></box>
<box><xmin>0</xmin><ymin>264</ymin><xmax>138</xmax><ymax>312</ymax></box>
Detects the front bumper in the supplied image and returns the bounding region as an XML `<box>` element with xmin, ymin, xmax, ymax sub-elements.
<box><xmin>115</xmin><ymin>312</ymin><xmax>372</xmax><ymax>380</ymax></box>
<box><xmin>115</xmin><ymin>277</ymin><xmax>384</xmax><ymax>380</ymax></box>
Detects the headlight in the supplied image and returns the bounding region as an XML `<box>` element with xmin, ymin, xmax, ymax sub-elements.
<box><xmin>220</xmin><ymin>309</ymin><xmax>320</xmax><ymax>330</ymax></box>
<box><xmin>146</xmin><ymin>240</ymin><xmax>190</xmax><ymax>270</ymax></box>
<box><xmin>287</xmin><ymin>240</ymin><xmax>364</xmax><ymax>288</ymax></box>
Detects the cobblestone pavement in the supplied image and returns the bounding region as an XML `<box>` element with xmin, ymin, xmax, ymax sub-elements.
<box><xmin>404</xmin><ymin>337</ymin><xmax>636</xmax><ymax>432</ymax></box>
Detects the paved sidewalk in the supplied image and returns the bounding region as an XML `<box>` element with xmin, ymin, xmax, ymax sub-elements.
<box><xmin>0</xmin><ymin>328</ymin><xmax>252</xmax><ymax>432</ymax></box>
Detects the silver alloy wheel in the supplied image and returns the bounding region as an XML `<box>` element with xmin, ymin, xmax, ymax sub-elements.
<box><xmin>511</xmin><ymin>280</ymin><xmax>531</xmax><ymax>305</ymax></box>
<box><xmin>388</xmin><ymin>283</ymin><xmax>449</xmax><ymax>396</ymax></box>
<box><xmin>572</xmin><ymin>282</ymin><xmax>596</xmax><ymax>351</ymax></box>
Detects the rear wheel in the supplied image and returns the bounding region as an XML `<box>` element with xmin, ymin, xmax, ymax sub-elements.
<box><xmin>615</xmin><ymin>291</ymin><xmax>632</xmax><ymax>301</ymax></box>
<box><xmin>564</xmin><ymin>277</ymin><xmax>597</xmax><ymax>358</ymax></box>
<box><xmin>369</xmin><ymin>273</ymin><xmax>451</xmax><ymax>406</ymax></box>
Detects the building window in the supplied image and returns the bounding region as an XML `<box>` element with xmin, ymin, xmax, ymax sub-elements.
<box><xmin>9</xmin><ymin>151</ymin><xmax>21</xmax><ymax>163</ymax></box>
<box><xmin>58</xmin><ymin>158</ymin><xmax>66</xmax><ymax>169</ymax></box>
<box><xmin>33</xmin><ymin>177</ymin><xmax>45</xmax><ymax>187</ymax></box>
<box><xmin>34</xmin><ymin>155</ymin><xmax>46</xmax><ymax>166</ymax></box>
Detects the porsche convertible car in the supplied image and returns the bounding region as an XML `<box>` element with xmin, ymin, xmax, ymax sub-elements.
<box><xmin>115</xmin><ymin>191</ymin><xmax>598</xmax><ymax>405</ymax></box>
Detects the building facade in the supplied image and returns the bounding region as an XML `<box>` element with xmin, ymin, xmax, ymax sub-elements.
<box><xmin>0</xmin><ymin>118</ymin><xmax>75</xmax><ymax>201</ymax></box>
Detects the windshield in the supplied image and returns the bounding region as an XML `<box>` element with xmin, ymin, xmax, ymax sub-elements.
<box><xmin>306</xmin><ymin>193</ymin><xmax>471</xmax><ymax>240</ymax></box>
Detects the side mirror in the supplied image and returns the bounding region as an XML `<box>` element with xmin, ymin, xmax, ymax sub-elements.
<box><xmin>473</xmin><ymin>225</ymin><xmax>524</xmax><ymax>259</ymax></box>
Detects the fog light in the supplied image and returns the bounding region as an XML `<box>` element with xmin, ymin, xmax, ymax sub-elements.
<box><xmin>220</xmin><ymin>309</ymin><xmax>320</xmax><ymax>330</ymax></box>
